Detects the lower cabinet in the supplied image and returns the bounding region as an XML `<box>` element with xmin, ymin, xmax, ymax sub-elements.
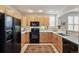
<box><xmin>63</xmin><ymin>38</ymin><xmax>78</xmax><ymax>53</ymax></box>
<box><xmin>40</xmin><ymin>32</ymin><xmax>52</xmax><ymax>43</ymax></box>
<box><xmin>21</xmin><ymin>32</ymin><xmax>29</xmax><ymax>48</ymax></box>
<box><xmin>52</xmin><ymin>33</ymin><xmax>63</xmax><ymax>53</ymax></box>
<box><xmin>56</xmin><ymin>35</ymin><xmax>63</xmax><ymax>53</ymax></box>
<box><xmin>21</xmin><ymin>32</ymin><xmax>78</xmax><ymax>53</ymax></box>
<box><xmin>52</xmin><ymin>33</ymin><xmax>78</xmax><ymax>53</ymax></box>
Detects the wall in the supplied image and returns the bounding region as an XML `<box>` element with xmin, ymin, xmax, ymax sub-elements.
<box><xmin>58</xmin><ymin>12</ymin><xmax>79</xmax><ymax>36</ymax></box>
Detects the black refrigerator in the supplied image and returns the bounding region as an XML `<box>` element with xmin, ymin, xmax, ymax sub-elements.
<box><xmin>13</xmin><ymin>18</ymin><xmax>21</xmax><ymax>53</ymax></box>
<box><xmin>0</xmin><ymin>13</ymin><xmax>21</xmax><ymax>53</ymax></box>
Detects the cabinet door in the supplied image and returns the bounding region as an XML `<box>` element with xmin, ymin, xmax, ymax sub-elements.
<box><xmin>63</xmin><ymin>39</ymin><xmax>78</xmax><ymax>53</ymax></box>
<box><xmin>52</xmin><ymin>33</ymin><xmax>63</xmax><ymax>53</ymax></box>
<box><xmin>56</xmin><ymin>35</ymin><xmax>63</xmax><ymax>53</ymax></box>
<box><xmin>27</xmin><ymin>19</ymin><xmax>31</xmax><ymax>26</ymax></box>
<box><xmin>52</xmin><ymin>33</ymin><xmax>57</xmax><ymax>46</ymax></box>
<box><xmin>43</xmin><ymin>17</ymin><xmax>49</xmax><ymax>26</ymax></box>
<box><xmin>22</xmin><ymin>17</ymin><xmax>27</xmax><ymax>27</ymax></box>
<box><xmin>40</xmin><ymin>32</ymin><xmax>49</xmax><ymax>43</ymax></box>
<box><xmin>39</xmin><ymin>17</ymin><xmax>49</xmax><ymax>26</ymax></box>
<box><xmin>40</xmin><ymin>32</ymin><xmax>53</xmax><ymax>43</ymax></box>
<box><xmin>25</xmin><ymin>32</ymin><xmax>29</xmax><ymax>43</ymax></box>
<box><xmin>21</xmin><ymin>33</ymin><xmax>25</xmax><ymax>47</ymax></box>
<box><xmin>40</xmin><ymin>32</ymin><xmax>46</xmax><ymax>43</ymax></box>
<box><xmin>40</xmin><ymin>17</ymin><xmax>44</xmax><ymax>26</ymax></box>
<box><xmin>48</xmin><ymin>32</ymin><xmax>52</xmax><ymax>43</ymax></box>
<box><xmin>21</xmin><ymin>32</ymin><xmax>29</xmax><ymax>48</ymax></box>
<box><xmin>44</xmin><ymin>32</ymin><xmax>50</xmax><ymax>43</ymax></box>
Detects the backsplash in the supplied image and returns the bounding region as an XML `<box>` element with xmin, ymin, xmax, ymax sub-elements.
<box><xmin>68</xmin><ymin>31</ymin><xmax>79</xmax><ymax>37</ymax></box>
<box><xmin>47</xmin><ymin>26</ymin><xmax>58</xmax><ymax>32</ymax></box>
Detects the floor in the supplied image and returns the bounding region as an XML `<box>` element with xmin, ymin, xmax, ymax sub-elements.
<box><xmin>25</xmin><ymin>45</ymin><xmax>55</xmax><ymax>53</ymax></box>
<box><xmin>21</xmin><ymin>43</ymin><xmax>59</xmax><ymax>53</ymax></box>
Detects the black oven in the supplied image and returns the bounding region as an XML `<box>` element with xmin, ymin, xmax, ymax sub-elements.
<box><xmin>30</xmin><ymin>22</ymin><xmax>39</xmax><ymax>43</ymax></box>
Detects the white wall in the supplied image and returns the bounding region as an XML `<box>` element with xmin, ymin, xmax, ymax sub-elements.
<box><xmin>58</xmin><ymin>12</ymin><xmax>79</xmax><ymax>36</ymax></box>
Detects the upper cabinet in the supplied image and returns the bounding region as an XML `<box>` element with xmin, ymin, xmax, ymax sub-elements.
<box><xmin>0</xmin><ymin>5</ymin><xmax>22</xmax><ymax>19</ymax></box>
<box><xmin>22</xmin><ymin>15</ymin><xmax>56</xmax><ymax>26</ymax></box>
<box><xmin>25</xmin><ymin>16</ymin><xmax>49</xmax><ymax>26</ymax></box>
<box><xmin>39</xmin><ymin>16</ymin><xmax>49</xmax><ymax>26</ymax></box>
<box><xmin>0</xmin><ymin>5</ymin><xmax>5</xmax><ymax>13</ymax></box>
<box><xmin>21</xmin><ymin>17</ymin><xmax>27</xmax><ymax>27</ymax></box>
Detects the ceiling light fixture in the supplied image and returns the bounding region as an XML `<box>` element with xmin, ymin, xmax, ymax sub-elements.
<box><xmin>27</xmin><ymin>9</ymin><xmax>33</xmax><ymax>13</ymax></box>
<box><xmin>38</xmin><ymin>10</ymin><xmax>43</xmax><ymax>13</ymax></box>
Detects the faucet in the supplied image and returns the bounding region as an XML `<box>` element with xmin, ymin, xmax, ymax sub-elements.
<box><xmin>65</xmin><ymin>29</ymin><xmax>68</xmax><ymax>34</ymax></box>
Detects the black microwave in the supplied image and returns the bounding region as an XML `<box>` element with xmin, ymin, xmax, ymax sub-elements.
<box><xmin>30</xmin><ymin>22</ymin><xmax>39</xmax><ymax>26</ymax></box>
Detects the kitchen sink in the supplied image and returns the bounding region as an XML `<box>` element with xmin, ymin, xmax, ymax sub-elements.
<box><xmin>57</xmin><ymin>33</ymin><xmax>69</xmax><ymax>36</ymax></box>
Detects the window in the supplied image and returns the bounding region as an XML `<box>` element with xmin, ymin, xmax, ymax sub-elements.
<box><xmin>68</xmin><ymin>16</ymin><xmax>79</xmax><ymax>31</ymax></box>
<box><xmin>49</xmin><ymin>15</ymin><xmax>56</xmax><ymax>27</ymax></box>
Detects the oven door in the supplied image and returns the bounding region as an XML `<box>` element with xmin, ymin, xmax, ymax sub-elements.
<box><xmin>30</xmin><ymin>28</ymin><xmax>39</xmax><ymax>43</ymax></box>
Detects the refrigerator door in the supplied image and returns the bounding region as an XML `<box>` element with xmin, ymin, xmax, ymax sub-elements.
<box><xmin>4</xmin><ymin>15</ymin><xmax>15</xmax><ymax>53</ymax></box>
<box><xmin>13</xmin><ymin>18</ymin><xmax>21</xmax><ymax>53</ymax></box>
<box><xmin>0</xmin><ymin>13</ymin><xmax>5</xmax><ymax>52</ymax></box>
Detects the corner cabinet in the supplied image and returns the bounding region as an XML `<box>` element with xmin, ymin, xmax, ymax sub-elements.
<box><xmin>52</xmin><ymin>33</ymin><xmax>63</xmax><ymax>53</ymax></box>
<box><xmin>55</xmin><ymin>35</ymin><xmax>63</xmax><ymax>53</ymax></box>
<box><xmin>52</xmin><ymin>33</ymin><xmax>78</xmax><ymax>53</ymax></box>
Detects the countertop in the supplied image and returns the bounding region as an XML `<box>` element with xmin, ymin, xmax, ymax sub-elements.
<box><xmin>21</xmin><ymin>30</ymin><xmax>53</xmax><ymax>34</ymax></box>
<box><xmin>21</xmin><ymin>30</ymin><xmax>78</xmax><ymax>45</ymax></box>
<box><xmin>63</xmin><ymin>35</ymin><xmax>78</xmax><ymax>45</ymax></box>
<box><xmin>52</xmin><ymin>31</ymin><xmax>78</xmax><ymax>45</ymax></box>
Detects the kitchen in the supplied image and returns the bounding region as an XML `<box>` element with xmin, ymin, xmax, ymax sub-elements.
<box><xmin>0</xmin><ymin>5</ymin><xmax>79</xmax><ymax>53</ymax></box>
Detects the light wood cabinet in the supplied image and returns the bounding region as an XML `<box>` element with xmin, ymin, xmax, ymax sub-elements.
<box><xmin>52</xmin><ymin>33</ymin><xmax>57</xmax><ymax>45</ymax></box>
<box><xmin>55</xmin><ymin>35</ymin><xmax>63</xmax><ymax>52</ymax></box>
<box><xmin>48</xmin><ymin>32</ymin><xmax>52</xmax><ymax>42</ymax></box>
<box><xmin>25</xmin><ymin>16</ymin><xmax>49</xmax><ymax>26</ymax></box>
<box><xmin>21</xmin><ymin>33</ymin><xmax>25</xmax><ymax>47</ymax></box>
<box><xmin>52</xmin><ymin>33</ymin><xmax>63</xmax><ymax>53</ymax></box>
<box><xmin>40</xmin><ymin>17</ymin><xmax>44</xmax><ymax>26</ymax></box>
<box><xmin>43</xmin><ymin>17</ymin><xmax>49</xmax><ymax>26</ymax></box>
<box><xmin>22</xmin><ymin>17</ymin><xmax>27</xmax><ymax>27</ymax></box>
<box><xmin>40</xmin><ymin>17</ymin><xmax>49</xmax><ymax>26</ymax></box>
<box><xmin>40</xmin><ymin>32</ymin><xmax>52</xmax><ymax>43</ymax></box>
<box><xmin>25</xmin><ymin>32</ymin><xmax>29</xmax><ymax>43</ymax></box>
<box><xmin>27</xmin><ymin>19</ymin><xmax>31</xmax><ymax>26</ymax></box>
<box><xmin>21</xmin><ymin>32</ymin><xmax>29</xmax><ymax>48</ymax></box>
<box><xmin>0</xmin><ymin>5</ymin><xmax>5</xmax><ymax>13</ymax></box>
<box><xmin>40</xmin><ymin>32</ymin><xmax>48</xmax><ymax>43</ymax></box>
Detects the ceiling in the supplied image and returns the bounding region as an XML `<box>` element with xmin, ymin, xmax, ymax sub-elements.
<box><xmin>10</xmin><ymin>5</ymin><xmax>78</xmax><ymax>16</ymax></box>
